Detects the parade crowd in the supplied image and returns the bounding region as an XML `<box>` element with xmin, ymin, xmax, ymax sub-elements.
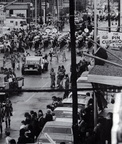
<box><xmin>0</xmin><ymin>10</ymin><xmax>115</xmax><ymax>144</ymax></box>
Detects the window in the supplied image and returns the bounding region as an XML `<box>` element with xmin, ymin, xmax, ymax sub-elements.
<box><xmin>10</xmin><ymin>21</ymin><xmax>13</xmax><ymax>23</ymax></box>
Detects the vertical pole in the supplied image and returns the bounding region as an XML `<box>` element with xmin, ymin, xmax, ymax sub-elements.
<box><xmin>108</xmin><ymin>0</ymin><xmax>111</xmax><ymax>32</ymax></box>
<box><xmin>120</xmin><ymin>0</ymin><xmax>122</xmax><ymax>32</ymax></box>
<box><xmin>69</xmin><ymin>0</ymin><xmax>78</xmax><ymax>144</ymax></box>
<box><xmin>56</xmin><ymin>0</ymin><xmax>59</xmax><ymax>20</ymax></box>
<box><xmin>118</xmin><ymin>0</ymin><xmax>120</xmax><ymax>32</ymax></box>
<box><xmin>94</xmin><ymin>0</ymin><xmax>97</xmax><ymax>127</ymax></box>
<box><xmin>39</xmin><ymin>0</ymin><xmax>42</xmax><ymax>24</ymax></box>
<box><xmin>35</xmin><ymin>0</ymin><xmax>37</xmax><ymax>24</ymax></box>
<box><xmin>45</xmin><ymin>0</ymin><xmax>47</xmax><ymax>24</ymax></box>
<box><xmin>75</xmin><ymin>0</ymin><xmax>76</xmax><ymax>14</ymax></box>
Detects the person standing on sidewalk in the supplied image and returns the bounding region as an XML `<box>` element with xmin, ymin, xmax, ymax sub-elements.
<box><xmin>50</xmin><ymin>68</ymin><xmax>55</xmax><ymax>88</ymax></box>
<box><xmin>11</xmin><ymin>55</ymin><xmax>16</xmax><ymax>71</ymax></box>
<box><xmin>3</xmin><ymin>56</ymin><xmax>6</xmax><ymax>69</ymax></box>
<box><xmin>63</xmin><ymin>74</ymin><xmax>70</xmax><ymax>99</ymax></box>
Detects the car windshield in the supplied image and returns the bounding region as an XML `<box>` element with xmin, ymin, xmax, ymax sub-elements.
<box><xmin>54</xmin><ymin>110</ymin><xmax>72</xmax><ymax>118</ymax></box>
<box><xmin>62</xmin><ymin>103</ymin><xmax>84</xmax><ymax>109</ymax></box>
<box><xmin>69</xmin><ymin>94</ymin><xmax>86</xmax><ymax>99</ymax></box>
<box><xmin>43</xmin><ymin>127</ymin><xmax>72</xmax><ymax>134</ymax></box>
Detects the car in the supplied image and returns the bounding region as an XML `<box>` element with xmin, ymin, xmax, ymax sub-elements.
<box><xmin>36</xmin><ymin>121</ymin><xmax>73</xmax><ymax>144</ymax></box>
<box><xmin>0</xmin><ymin>74</ymin><xmax>24</xmax><ymax>95</ymax></box>
<box><xmin>53</xmin><ymin>107</ymin><xmax>81</xmax><ymax>122</ymax></box>
<box><xmin>61</xmin><ymin>97</ymin><xmax>89</xmax><ymax>109</ymax></box>
<box><xmin>77</xmin><ymin>76</ymin><xmax>92</xmax><ymax>89</ymax></box>
<box><xmin>68</xmin><ymin>91</ymin><xmax>93</xmax><ymax>102</ymax></box>
<box><xmin>21</xmin><ymin>56</ymin><xmax>42</xmax><ymax>75</ymax></box>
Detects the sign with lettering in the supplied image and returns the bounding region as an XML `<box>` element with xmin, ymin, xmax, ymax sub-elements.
<box><xmin>100</xmin><ymin>32</ymin><xmax>122</xmax><ymax>48</ymax></box>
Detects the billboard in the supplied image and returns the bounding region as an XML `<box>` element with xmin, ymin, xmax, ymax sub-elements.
<box><xmin>100</xmin><ymin>32</ymin><xmax>122</xmax><ymax>48</ymax></box>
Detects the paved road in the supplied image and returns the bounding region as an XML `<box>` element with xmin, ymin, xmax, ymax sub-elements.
<box><xmin>0</xmin><ymin>23</ymin><xmax>115</xmax><ymax>143</ymax></box>
<box><xmin>0</xmin><ymin>44</ymin><xmax>82</xmax><ymax>143</ymax></box>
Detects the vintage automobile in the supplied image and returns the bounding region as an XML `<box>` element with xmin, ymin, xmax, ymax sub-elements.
<box><xmin>53</xmin><ymin>107</ymin><xmax>81</xmax><ymax>122</ymax></box>
<box><xmin>62</xmin><ymin>97</ymin><xmax>89</xmax><ymax>109</ymax></box>
<box><xmin>21</xmin><ymin>56</ymin><xmax>42</xmax><ymax>75</ymax></box>
<box><xmin>0</xmin><ymin>74</ymin><xmax>24</xmax><ymax>95</ymax></box>
<box><xmin>36</xmin><ymin>121</ymin><xmax>73</xmax><ymax>144</ymax></box>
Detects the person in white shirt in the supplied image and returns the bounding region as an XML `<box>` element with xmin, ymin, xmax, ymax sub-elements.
<box><xmin>5</xmin><ymin>131</ymin><xmax>12</xmax><ymax>144</ymax></box>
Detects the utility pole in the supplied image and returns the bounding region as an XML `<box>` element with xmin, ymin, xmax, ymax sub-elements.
<box><xmin>35</xmin><ymin>0</ymin><xmax>37</xmax><ymax>24</ymax></box>
<box><xmin>45</xmin><ymin>0</ymin><xmax>47</xmax><ymax>23</ymax></box>
<box><xmin>94</xmin><ymin>0</ymin><xmax>97</xmax><ymax>127</ymax></box>
<box><xmin>108</xmin><ymin>0</ymin><xmax>111</xmax><ymax>32</ymax></box>
<box><xmin>69</xmin><ymin>0</ymin><xmax>78</xmax><ymax>144</ymax></box>
<box><xmin>118</xmin><ymin>0</ymin><xmax>120</xmax><ymax>32</ymax></box>
<box><xmin>55</xmin><ymin>0</ymin><xmax>59</xmax><ymax>20</ymax></box>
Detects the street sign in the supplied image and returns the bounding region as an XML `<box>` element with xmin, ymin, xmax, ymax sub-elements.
<box><xmin>100</xmin><ymin>32</ymin><xmax>122</xmax><ymax>48</ymax></box>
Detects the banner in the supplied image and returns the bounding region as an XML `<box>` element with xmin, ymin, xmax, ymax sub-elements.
<box><xmin>100</xmin><ymin>32</ymin><xmax>122</xmax><ymax>48</ymax></box>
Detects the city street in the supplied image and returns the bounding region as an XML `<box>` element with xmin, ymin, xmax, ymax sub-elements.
<box><xmin>0</xmin><ymin>43</ymin><xmax>82</xmax><ymax>143</ymax></box>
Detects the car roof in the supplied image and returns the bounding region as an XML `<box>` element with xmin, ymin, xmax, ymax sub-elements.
<box><xmin>68</xmin><ymin>91</ymin><xmax>88</xmax><ymax>95</ymax></box>
<box><xmin>44</xmin><ymin>121</ymin><xmax>72</xmax><ymax>127</ymax></box>
<box><xmin>62</xmin><ymin>97</ymin><xmax>87</xmax><ymax>105</ymax></box>
<box><xmin>26</xmin><ymin>56</ymin><xmax>41</xmax><ymax>61</ymax></box>
<box><xmin>55</xmin><ymin>118</ymin><xmax>73</xmax><ymax>123</ymax></box>
<box><xmin>54</xmin><ymin>107</ymin><xmax>73</xmax><ymax>111</ymax></box>
<box><xmin>77</xmin><ymin>76</ymin><xmax>87</xmax><ymax>82</ymax></box>
<box><xmin>80</xmin><ymin>71</ymin><xmax>89</xmax><ymax>77</ymax></box>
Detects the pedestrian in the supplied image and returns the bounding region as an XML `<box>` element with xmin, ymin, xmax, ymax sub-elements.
<box><xmin>17</xmin><ymin>128</ymin><xmax>27</xmax><ymax>144</ymax></box>
<box><xmin>62</xmin><ymin>50</ymin><xmax>66</xmax><ymax>62</ymax></box>
<box><xmin>57</xmin><ymin>66</ymin><xmax>61</xmax><ymax>88</ymax></box>
<box><xmin>44</xmin><ymin>109</ymin><xmax>53</xmax><ymax>124</ymax></box>
<box><xmin>9</xmin><ymin>139</ymin><xmax>16</xmax><ymax>144</ymax></box>
<box><xmin>44</xmin><ymin>56</ymin><xmax>49</xmax><ymax>71</ymax></box>
<box><xmin>24</xmin><ymin>112</ymin><xmax>31</xmax><ymax>125</ymax></box>
<box><xmin>3</xmin><ymin>56</ymin><xmax>6</xmax><ymax>68</ymax></box>
<box><xmin>5</xmin><ymin>131</ymin><xmax>12</xmax><ymax>144</ymax></box>
<box><xmin>0</xmin><ymin>102</ymin><xmax>3</xmax><ymax>134</ymax></box>
<box><xmin>4</xmin><ymin>98</ymin><xmax>13</xmax><ymax>128</ymax></box>
<box><xmin>49</xmin><ymin>50</ymin><xmax>53</xmax><ymax>62</ymax></box>
<box><xmin>11</xmin><ymin>55</ymin><xmax>16</xmax><ymax>71</ymax></box>
<box><xmin>37</xmin><ymin>110</ymin><xmax>45</xmax><ymax>134</ymax></box>
<box><xmin>63</xmin><ymin>74</ymin><xmax>70</xmax><ymax>99</ymax></box>
<box><xmin>50</xmin><ymin>68</ymin><xmax>55</xmax><ymax>88</ymax></box>
<box><xmin>16</xmin><ymin>59</ymin><xmax>20</xmax><ymax>70</ymax></box>
<box><xmin>20</xmin><ymin>120</ymin><xmax>26</xmax><ymax>130</ymax></box>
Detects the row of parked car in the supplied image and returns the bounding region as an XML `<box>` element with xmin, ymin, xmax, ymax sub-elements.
<box><xmin>35</xmin><ymin>71</ymin><xmax>93</xmax><ymax>144</ymax></box>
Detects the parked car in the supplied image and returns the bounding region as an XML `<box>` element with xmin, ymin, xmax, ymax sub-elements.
<box><xmin>53</xmin><ymin>107</ymin><xmax>81</xmax><ymax>122</ymax></box>
<box><xmin>77</xmin><ymin>76</ymin><xmax>92</xmax><ymax>89</ymax></box>
<box><xmin>62</xmin><ymin>97</ymin><xmax>88</xmax><ymax>109</ymax></box>
<box><xmin>36</xmin><ymin>121</ymin><xmax>73</xmax><ymax>144</ymax></box>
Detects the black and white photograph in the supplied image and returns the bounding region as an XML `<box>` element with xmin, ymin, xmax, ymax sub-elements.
<box><xmin>0</xmin><ymin>0</ymin><xmax>121</xmax><ymax>144</ymax></box>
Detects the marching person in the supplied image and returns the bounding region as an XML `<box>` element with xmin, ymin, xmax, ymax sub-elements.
<box><xmin>50</xmin><ymin>68</ymin><xmax>55</xmax><ymax>88</ymax></box>
<box><xmin>62</xmin><ymin>50</ymin><xmax>66</xmax><ymax>62</ymax></box>
<box><xmin>49</xmin><ymin>50</ymin><xmax>53</xmax><ymax>63</ymax></box>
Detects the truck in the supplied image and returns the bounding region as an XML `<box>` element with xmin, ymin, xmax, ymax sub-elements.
<box><xmin>21</xmin><ymin>56</ymin><xmax>43</xmax><ymax>75</ymax></box>
<box><xmin>0</xmin><ymin>74</ymin><xmax>24</xmax><ymax>97</ymax></box>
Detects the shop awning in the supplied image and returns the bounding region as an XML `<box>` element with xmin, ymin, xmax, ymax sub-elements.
<box><xmin>88</xmin><ymin>65</ymin><xmax>122</xmax><ymax>86</ymax></box>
